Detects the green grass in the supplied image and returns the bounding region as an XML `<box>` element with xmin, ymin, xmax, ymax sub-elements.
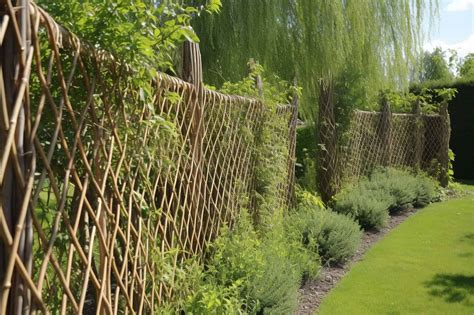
<box><xmin>318</xmin><ymin>186</ymin><xmax>474</xmax><ymax>315</ymax></box>
<box><xmin>458</xmin><ymin>180</ymin><xmax>474</xmax><ymax>191</ymax></box>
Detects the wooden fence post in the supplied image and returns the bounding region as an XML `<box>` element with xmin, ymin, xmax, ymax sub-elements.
<box><xmin>412</xmin><ymin>99</ymin><xmax>424</xmax><ymax>170</ymax></box>
<box><xmin>439</xmin><ymin>102</ymin><xmax>451</xmax><ymax>187</ymax></box>
<box><xmin>380</xmin><ymin>98</ymin><xmax>392</xmax><ymax>166</ymax></box>
<box><xmin>181</xmin><ymin>40</ymin><xmax>206</xmax><ymax>253</ymax></box>
<box><xmin>317</xmin><ymin>76</ymin><xmax>338</xmax><ymax>203</ymax></box>
<box><xmin>182</xmin><ymin>40</ymin><xmax>203</xmax><ymax>89</ymax></box>
<box><xmin>0</xmin><ymin>0</ymin><xmax>33</xmax><ymax>313</ymax></box>
<box><xmin>286</xmin><ymin>81</ymin><xmax>299</xmax><ymax>207</ymax></box>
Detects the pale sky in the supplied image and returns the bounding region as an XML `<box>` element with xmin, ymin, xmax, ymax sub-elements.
<box><xmin>424</xmin><ymin>0</ymin><xmax>474</xmax><ymax>58</ymax></box>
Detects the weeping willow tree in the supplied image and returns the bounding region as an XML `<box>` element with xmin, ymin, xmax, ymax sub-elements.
<box><xmin>190</xmin><ymin>0</ymin><xmax>437</xmax><ymax>196</ymax></box>
<box><xmin>190</xmin><ymin>0</ymin><xmax>437</xmax><ymax>119</ymax></box>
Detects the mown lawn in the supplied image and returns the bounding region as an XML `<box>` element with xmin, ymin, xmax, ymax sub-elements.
<box><xmin>318</xmin><ymin>185</ymin><xmax>474</xmax><ymax>314</ymax></box>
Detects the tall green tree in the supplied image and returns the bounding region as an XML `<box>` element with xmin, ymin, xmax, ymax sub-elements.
<box><xmin>190</xmin><ymin>0</ymin><xmax>438</xmax><ymax>120</ymax></box>
<box><xmin>459</xmin><ymin>53</ymin><xmax>474</xmax><ymax>79</ymax></box>
<box><xmin>420</xmin><ymin>47</ymin><xmax>454</xmax><ymax>82</ymax></box>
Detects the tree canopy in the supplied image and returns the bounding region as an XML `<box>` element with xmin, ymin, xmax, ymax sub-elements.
<box><xmin>419</xmin><ymin>47</ymin><xmax>454</xmax><ymax>82</ymax></box>
<box><xmin>459</xmin><ymin>53</ymin><xmax>474</xmax><ymax>79</ymax></box>
<box><xmin>38</xmin><ymin>0</ymin><xmax>221</xmax><ymax>73</ymax></box>
<box><xmin>190</xmin><ymin>0</ymin><xmax>438</xmax><ymax>119</ymax></box>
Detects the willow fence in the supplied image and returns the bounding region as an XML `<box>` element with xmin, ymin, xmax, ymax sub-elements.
<box><xmin>318</xmin><ymin>99</ymin><xmax>450</xmax><ymax>201</ymax></box>
<box><xmin>0</xmin><ymin>1</ymin><xmax>297</xmax><ymax>313</ymax></box>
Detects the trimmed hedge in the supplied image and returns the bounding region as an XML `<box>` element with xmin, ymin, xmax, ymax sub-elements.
<box><xmin>412</xmin><ymin>79</ymin><xmax>474</xmax><ymax>180</ymax></box>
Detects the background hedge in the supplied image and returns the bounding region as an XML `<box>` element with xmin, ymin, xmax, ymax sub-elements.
<box><xmin>412</xmin><ymin>79</ymin><xmax>474</xmax><ymax>180</ymax></box>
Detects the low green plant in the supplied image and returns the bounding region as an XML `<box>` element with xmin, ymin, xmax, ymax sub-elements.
<box><xmin>413</xmin><ymin>174</ymin><xmax>439</xmax><ymax>207</ymax></box>
<box><xmin>332</xmin><ymin>186</ymin><xmax>390</xmax><ymax>230</ymax></box>
<box><xmin>250</xmin><ymin>226</ymin><xmax>309</xmax><ymax>314</ymax></box>
<box><xmin>183</xmin><ymin>280</ymin><xmax>244</xmax><ymax>315</ymax></box>
<box><xmin>317</xmin><ymin>210</ymin><xmax>363</xmax><ymax>264</ymax></box>
<box><xmin>288</xmin><ymin>190</ymin><xmax>362</xmax><ymax>265</ymax></box>
<box><xmin>201</xmin><ymin>209</ymin><xmax>317</xmax><ymax>314</ymax></box>
<box><xmin>333</xmin><ymin>168</ymin><xmax>439</xmax><ymax>230</ymax></box>
<box><xmin>368</xmin><ymin>168</ymin><xmax>438</xmax><ymax>211</ymax></box>
<box><xmin>367</xmin><ymin>168</ymin><xmax>417</xmax><ymax>212</ymax></box>
<box><xmin>152</xmin><ymin>250</ymin><xmax>244</xmax><ymax>314</ymax></box>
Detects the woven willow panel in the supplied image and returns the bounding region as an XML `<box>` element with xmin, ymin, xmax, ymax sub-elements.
<box><xmin>0</xmin><ymin>2</ymin><xmax>297</xmax><ymax>313</ymax></box>
<box><xmin>342</xmin><ymin>110</ymin><xmax>447</xmax><ymax>181</ymax></box>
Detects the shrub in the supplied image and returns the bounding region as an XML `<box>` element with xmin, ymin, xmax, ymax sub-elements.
<box><xmin>251</xmin><ymin>211</ymin><xmax>318</xmax><ymax>314</ymax></box>
<box><xmin>288</xmin><ymin>190</ymin><xmax>362</xmax><ymax>264</ymax></box>
<box><xmin>333</xmin><ymin>186</ymin><xmax>391</xmax><ymax>230</ymax></box>
<box><xmin>183</xmin><ymin>280</ymin><xmax>244</xmax><ymax>314</ymax></box>
<box><xmin>249</xmin><ymin>232</ymin><xmax>305</xmax><ymax>314</ymax></box>
<box><xmin>368</xmin><ymin>168</ymin><xmax>438</xmax><ymax>211</ymax></box>
<box><xmin>203</xmin><ymin>209</ymin><xmax>317</xmax><ymax>314</ymax></box>
<box><xmin>317</xmin><ymin>210</ymin><xmax>363</xmax><ymax>264</ymax></box>
<box><xmin>368</xmin><ymin>168</ymin><xmax>418</xmax><ymax>212</ymax></box>
<box><xmin>333</xmin><ymin>168</ymin><xmax>439</xmax><ymax>230</ymax></box>
<box><xmin>155</xmin><ymin>251</ymin><xmax>244</xmax><ymax>314</ymax></box>
<box><xmin>414</xmin><ymin>174</ymin><xmax>438</xmax><ymax>207</ymax></box>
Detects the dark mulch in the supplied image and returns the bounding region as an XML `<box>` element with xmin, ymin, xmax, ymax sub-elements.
<box><xmin>296</xmin><ymin>208</ymin><xmax>417</xmax><ymax>315</ymax></box>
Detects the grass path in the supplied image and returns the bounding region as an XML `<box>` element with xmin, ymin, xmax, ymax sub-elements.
<box><xmin>318</xmin><ymin>187</ymin><xmax>474</xmax><ymax>314</ymax></box>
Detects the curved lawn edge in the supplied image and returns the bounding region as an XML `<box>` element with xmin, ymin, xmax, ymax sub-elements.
<box><xmin>296</xmin><ymin>208</ymin><xmax>418</xmax><ymax>314</ymax></box>
<box><xmin>317</xmin><ymin>193</ymin><xmax>474</xmax><ymax>314</ymax></box>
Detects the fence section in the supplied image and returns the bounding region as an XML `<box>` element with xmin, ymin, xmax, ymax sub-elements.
<box><xmin>0</xmin><ymin>2</ymin><xmax>297</xmax><ymax>313</ymax></box>
<box><xmin>317</xmin><ymin>98</ymin><xmax>450</xmax><ymax>201</ymax></box>
<box><xmin>341</xmin><ymin>103</ymin><xmax>450</xmax><ymax>184</ymax></box>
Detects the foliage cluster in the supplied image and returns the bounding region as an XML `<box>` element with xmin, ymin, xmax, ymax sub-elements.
<box><xmin>419</xmin><ymin>47</ymin><xmax>455</xmax><ymax>83</ymax></box>
<box><xmin>37</xmin><ymin>0</ymin><xmax>221</xmax><ymax>72</ymax></box>
<box><xmin>333</xmin><ymin>168</ymin><xmax>438</xmax><ymax>230</ymax></box>
<box><xmin>295</xmin><ymin>124</ymin><xmax>318</xmax><ymax>193</ymax></box>
<box><xmin>362</xmin><ymin>88</ymin><xmax>457</xmax><ymax>113</ymax></box>
<box><xmin>287</xmin><ymin>190</ymin><xmax>362</xmax><ymax>265</ymax></box>
<box><xmin>413</xmin><ymin>78</ymin><xmax>474</xmax><ymax>180</ymax></box>
<box><xmin>219</xmin><ymin>63</ymin><xmax>300</xmax><ymax>228</ymax></box>
<box><xmin>155</xmin><ymin>215</ymin><xmax>317</xmax><ymax>313</ymax></box>
<box><xmin>33</xmin><ymin>0</ymin><xmax>222</xmax><ymax>178</ymax></box>
<box><xmin>418</xmin><ymin>48</ymin><xmax>474</xmax><ymax>83</ymax></box>
<box><xmin>459</xmin><ymin>53</ymin><xmax>474</xmax><ymax>79</ymax></box>
<box><xmin>194</xmin><ymin>210</ymin><xmax>317</xmax><ymax>314</ymax></box>
<box><xmin>190</xmin><ymin>0</ymin><xmax>437</xmax><ymax>123</ymax></box>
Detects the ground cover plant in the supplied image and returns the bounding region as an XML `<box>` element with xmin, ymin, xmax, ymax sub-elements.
<box><xmin>333</xmin><ymin>168</ymin><xmax>438</xmax><ymax>229</ymax></box>
<box><xmin>183</xmin><ymin>189</ymin><xmax>365</xmax><ymax>313</ymax></box>
<box><xmin>287</xmin><ymin>190</ymin><xmax>362</xmax><ymax>265</ymax></box>
<box><xmin>319</xmin><ymin>183</ymin><xmax>474</xmax><ymax>314</ymax></box>
<box><xmin>198</xmin><ymin>210</ymin><xmax>317</xmax><ymax>314</ymax></box>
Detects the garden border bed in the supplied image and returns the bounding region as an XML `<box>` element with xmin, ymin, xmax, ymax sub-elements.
<box><xmin>296</xmin><ymin>208</ymin><xmax>418</xmax><ymax>314</ymax></box>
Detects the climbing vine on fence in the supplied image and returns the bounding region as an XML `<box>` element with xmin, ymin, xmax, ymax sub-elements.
<box><xmin>219</xmin><ymin>63</ymin><xmax>300</xmax><ymax>228</ymax></box>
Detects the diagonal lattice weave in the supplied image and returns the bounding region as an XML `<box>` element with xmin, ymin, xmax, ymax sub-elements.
<box><xmin>341</xmin><ymin>109</ymin><xmax>449</xmax><ymax>182</ymax></box>
<box><xmin>0</xmin><ymin>2</ymin><xmax>297</xmax><ymax>313</ymax></box>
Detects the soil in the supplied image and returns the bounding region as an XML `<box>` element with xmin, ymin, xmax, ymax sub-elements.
<box><xmin>296</xmin><ymin>208</ymin><xmax>417</xmax><ymax>315</ymax></box>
